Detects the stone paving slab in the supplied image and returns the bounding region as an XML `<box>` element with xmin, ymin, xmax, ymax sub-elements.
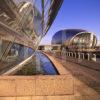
<box><xmin>16</xmin><ymin>97</ymin><xmax>32</xmax><ymax>100</ymax></box>
<box><xmin>0</xmin><ymin>95</ymin><xmax>100</xmax><ymax>100</ymax></box>
<box><xmin>0</xmin><ymin>97</ymin><xmax>16</xmax><ymax>100</ymax></box>
<box><xmin>36</xmin><ymin>77</ymin><xmax>55</xmax><ymax>95</ymax></box>
<box><xmin>15</xmin><ymin>79</ymin><xmax>35</xmax><ymax>96</ymax></box>
<box><xmin>54</xmin><ymin>76</ymin><xmax>74</xmax><ymax>95</ymax></box>
<box><xmin>0</xmin><ymin>79</ymin><xmax>16</xmax><ymax>96</ymax></box>
<box><xmin>32</xmin><ymin>96</ymin><xmax>45</xmax><ymax>100</ymax></box>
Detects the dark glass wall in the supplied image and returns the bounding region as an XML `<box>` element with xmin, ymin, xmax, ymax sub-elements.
<box><xmin>52</xmin><ymin>29</ymin><xmax>86</xmax><ymax>44</ymax></box>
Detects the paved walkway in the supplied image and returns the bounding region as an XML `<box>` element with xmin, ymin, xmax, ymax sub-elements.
<box><xmin>55</xmin><ymin>56</ymin><xmax>100</xmax><ymax>100</ymax></box>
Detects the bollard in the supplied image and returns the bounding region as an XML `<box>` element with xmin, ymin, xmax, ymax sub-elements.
<box><xmin>67</xmin><ymin>52</ymin><xmax>69</xmax><ymax>56</ymax></box>
<box><xmin>81</xmin><ymin>53</ymin><xmax>85</xmax><ymax>60</ymax></box>
<box><xmin>69</xmin><ymin>52</ymin><xmax>70</xmax><ymax>57</ymax></box>
<box><xmin>87</xmin><ymin>53</ymin><xmax>90</xmax><ymax>61</ymax></box>
<box><xmin>66</xmin><ymin>52</ymin><xmax>68</xmax><ymax>56</ymax></box>
<box><xmin>91</xmin><ymin>54</ymin><xmax>96</xmax><ymax>61</ymax></box>
<box><xmin>74</xmin><ymin>52</ymin><xmax>76</xmax><ymax>58</ymax></box>
<box><xmin>71</xmin><ymin>52</ymin><xmax>73</xmax><ymax>57</ymax></box>
<box><xmin>78</xmin><ymin>53</ymin><xmax>81</xmax><ymax>59</ymax></box>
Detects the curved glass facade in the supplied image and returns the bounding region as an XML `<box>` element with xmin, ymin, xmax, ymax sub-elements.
<box><xmin>52</xmin><ymin>29</ymin><xmax>97</xmax><ymax>51</ymax></box>
<box><xmin>68</xmin><ymin>32</ymin><xmax>97</xmax><ymax>50</ymax></box>
<box><xmin>0</xmin><ymin>0</ymin><xmax>63</xmax><ymax>48</ymax></box>
<box><xmin>0</xmin><ymin>0</ymin><xmax>63</xmax><ymax>74</ymax></box>
<box><xmin>17</xmin><ymin>1</ymin><xmax>42</xmax><ymax>37</ymax></box>
<box><xmin>52</xmin><ymin>29</ymin><xmax>86</xmax><ymax>44</ymax></box>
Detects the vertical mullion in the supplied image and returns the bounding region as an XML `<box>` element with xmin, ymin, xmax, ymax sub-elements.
<box><xmin>42</xmin><ymin>0</ymin><xmax>44</xmax><ymax>35</ymax></box>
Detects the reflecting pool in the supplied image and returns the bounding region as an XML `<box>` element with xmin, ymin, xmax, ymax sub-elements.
<box><xmin>15</xmin><ymin>52</ymin><xmax>59</xmax><ymax>75</ymax></box>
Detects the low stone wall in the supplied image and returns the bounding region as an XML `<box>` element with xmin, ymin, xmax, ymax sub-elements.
<box><xmin>0</xmin><ymin>75</ymin><xmax>73</xmax><ymax>96</ymax></box>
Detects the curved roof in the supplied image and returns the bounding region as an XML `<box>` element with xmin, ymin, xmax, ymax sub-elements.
<box><xmin>51</xmin><ymin>29</ymin><xmax>87</xmax><ymax>44</ymax></box>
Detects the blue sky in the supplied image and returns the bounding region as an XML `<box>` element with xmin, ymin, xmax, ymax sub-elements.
<box><xmin>40</xmin><ymin>0</ymin><xmax>100</xmax><ymax>45</ymax></box>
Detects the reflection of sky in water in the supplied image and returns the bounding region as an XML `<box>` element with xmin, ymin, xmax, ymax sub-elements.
<box><xmin>36</xmin><ymin>52</ymin><xmax>59</xmax><ymax>75</ymax></box>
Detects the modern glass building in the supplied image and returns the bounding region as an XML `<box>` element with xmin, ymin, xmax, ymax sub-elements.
<box><xmin>52</xmin><ymin>29</ymin><xmax>97</xmax><ymax>51</ymax></box>
<box><xmin>0</xmin><ymin>0</ymin><xmax>63</xmax><ymax>48</ymax></box>
<box><xmin>0</xmin><ymin>0</ymin><xmax>63</xmax><ymax>73</ymax></box>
